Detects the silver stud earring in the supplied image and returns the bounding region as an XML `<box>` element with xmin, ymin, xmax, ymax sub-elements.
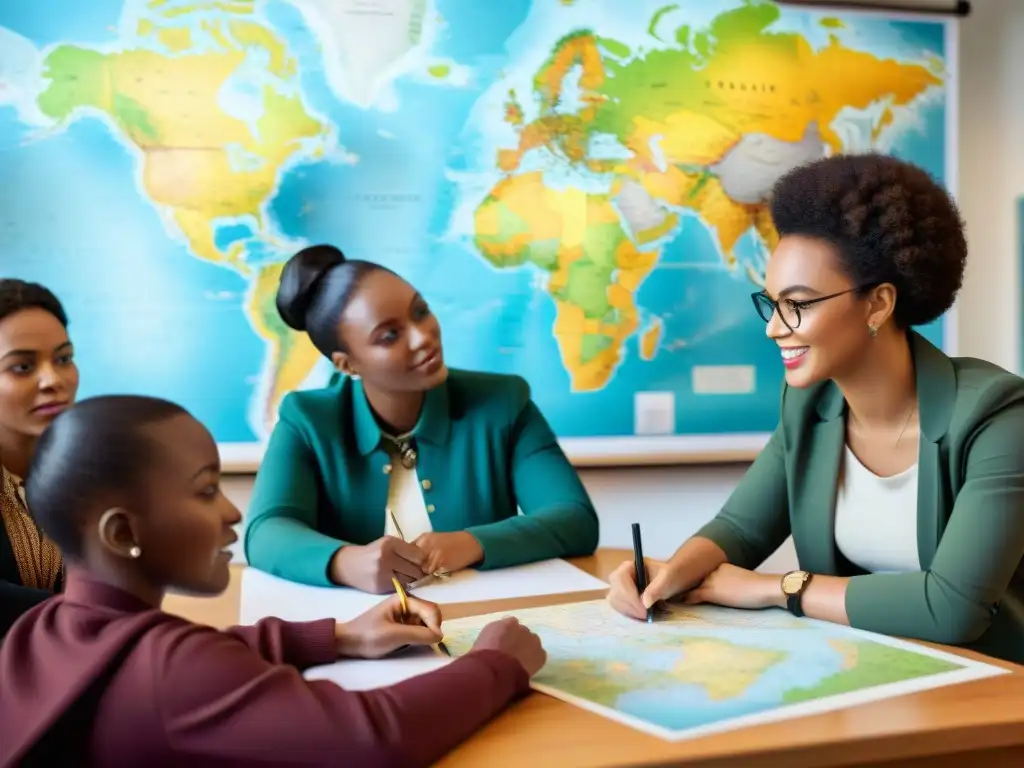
<box><xmin>128</xmin><ymin>545</ymin><xmax>141</xmax><ymax>558</ymax></box>
<box><xmin>868</xmin><ymin>324</ymin><xmax>878</xmax><ymax>338</ymax></box>
<box><xmin>349</xmin><ymin>373</ymin><xmax>361</xmax><ymax>381</ymax></box>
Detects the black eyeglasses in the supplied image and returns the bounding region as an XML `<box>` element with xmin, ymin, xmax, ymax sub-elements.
<box><xmin>751</xmin><ymin>285</ymin><xmax>873</xmax><ymax>331</ymax></box>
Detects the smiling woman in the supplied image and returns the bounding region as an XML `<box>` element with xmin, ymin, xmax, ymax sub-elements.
<box><xmin>244</xmin><ymin>244</ymin><xmax>600</xmax><ymax>593</ymax></box>
<box><xmin>0</xmin><ymin>278</ymin><xmax>80</xmax><ymax>637</ymax></box>
<box><xmin>607</xmin><ymin>154</ymin><xmax>1024</xmax><ymax>665</ymax></box>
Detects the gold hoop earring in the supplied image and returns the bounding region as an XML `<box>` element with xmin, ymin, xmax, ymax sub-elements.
<box><xmin>868</xmin><ymin>324</ymin><xmax>878</xmax><ymax>338</ymax></box>
<box><xmin>129</xmin><ymin>546</ymin><xmax>141</xmax><ymax>558</ymax></box>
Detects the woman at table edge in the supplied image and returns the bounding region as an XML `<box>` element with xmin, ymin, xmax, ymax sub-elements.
<box><xmin>0</xmin><ymin>279</ymin><xmax>80</xmax><ymax>637</ymax></box>
<box><xmin>1</xmin><ymin>395</ymin><xmax>547</xmax><ymax>767</ymax></box>
<box><xmin>243</xmin><ymin>244</ymin><xmax>599</xmax><ymax>593</ymax></box>
<box><xmin>608</xmin><ymin>153</ymin><xmax>1024</xmax><ymax>665</ymax></box>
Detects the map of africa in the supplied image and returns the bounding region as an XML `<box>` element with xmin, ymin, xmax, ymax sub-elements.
<box><xmin>441</xmin><ymin>600</ymin><xmax>1004</xmax><ymax>741</ymax></box>
<box><xmin>0</xmin><ymin>0</ymin><xmax>953</xmax><ymax>463</ymax></box>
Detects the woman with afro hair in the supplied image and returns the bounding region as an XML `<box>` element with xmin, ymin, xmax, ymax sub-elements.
<box><xmin>608</xmin><ymin>153</ymin><xmax>1024</xmax><ymax>663</ymax></box>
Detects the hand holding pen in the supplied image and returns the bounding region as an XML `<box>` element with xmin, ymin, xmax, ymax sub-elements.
<box><xmin>605</xmin><ymin>524</ymin><xmax>667</xmax><ymax>622</ymax></box>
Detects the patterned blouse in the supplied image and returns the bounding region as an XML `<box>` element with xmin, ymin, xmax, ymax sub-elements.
<box><xmin>1</xmin><ymin>465</ymin><xmax>62</xmax><ymax>591</ymax></box>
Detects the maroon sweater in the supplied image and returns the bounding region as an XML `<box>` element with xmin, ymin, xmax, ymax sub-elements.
<box><xmin>0</xmin><ymin>571</ymin><xmax>529</xmax><ymax>767</ymax></box>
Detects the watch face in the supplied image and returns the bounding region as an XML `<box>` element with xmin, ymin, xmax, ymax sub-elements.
<box><xmin>781</xmin><ymin>571</ymin><xmax>808</xmax><ymax>595</ymax></box>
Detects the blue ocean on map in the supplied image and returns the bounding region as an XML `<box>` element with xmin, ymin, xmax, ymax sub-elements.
<box><xmin>1</xmin><ymin>0</ymin><xmax>952</xmax><ymax>449</ymax></box>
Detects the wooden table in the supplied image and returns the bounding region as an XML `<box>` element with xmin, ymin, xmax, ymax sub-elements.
<box><xmin>163</xmin><ymin>549</ymin><xmax>1024</xmax><ymax>767</ymax></box>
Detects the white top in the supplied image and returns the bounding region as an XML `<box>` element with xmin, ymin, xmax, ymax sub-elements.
<box><xmin>381</xmin><ymin>443</ymin><xmax>434</xmax><ymax>543</ymax></box>
<box><xmin>834</xmin><ymin>445</ymin><xmax>920</xmax><ymax>574</ymax></box>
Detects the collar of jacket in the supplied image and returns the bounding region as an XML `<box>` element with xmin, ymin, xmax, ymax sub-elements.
<box><xmin>344</xmin><ymin>373</ymin><xmax>452</xmax><ymax>456</ymax></box>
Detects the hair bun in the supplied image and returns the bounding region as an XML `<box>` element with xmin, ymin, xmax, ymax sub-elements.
<box><xmin>276</xmin><ymin>245</ymin><xmax>347</xmax><ymax>331</ymax></box>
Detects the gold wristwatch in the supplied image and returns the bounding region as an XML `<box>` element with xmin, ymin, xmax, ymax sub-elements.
<box><xmin>781</xmin><ymin>570</ymin><xmax>813</xmax><ymax>617</ymax></box>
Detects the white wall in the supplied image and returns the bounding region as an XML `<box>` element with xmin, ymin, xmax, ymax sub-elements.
<box><xmin>227</xmin><ymin>0</ymin><xmax>1024</xmax><ymax>570</ymax></box>
<box><xmin>956</xmin><ymin>0</ymin><xmax>1024</xmax><ymax>370</ymax></box>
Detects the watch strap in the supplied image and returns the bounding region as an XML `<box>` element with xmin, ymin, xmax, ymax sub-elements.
<box><xmin>785</xmin><ymin>572</ymin><xmax>812</xmax><ymax>617</ymax></box>
<box><xmin>786</xmin><ymin>591</ymin><xmax>805</xmax><ymax>618</ymax></box>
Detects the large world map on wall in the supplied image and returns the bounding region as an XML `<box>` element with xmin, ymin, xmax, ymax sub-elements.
<box><xmin>0</xmin><ymin>0</ymin><xmax>954</xmax><ymax>465</ymax></box>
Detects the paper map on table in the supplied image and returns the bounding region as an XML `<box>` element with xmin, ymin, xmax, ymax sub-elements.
<box><xmin>440</xmin><ymin>600</ymin><xmax>1007</xmax><ymax>741</ymax></box>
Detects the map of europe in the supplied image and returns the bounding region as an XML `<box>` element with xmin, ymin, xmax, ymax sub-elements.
<box><xmin>440</xmin><ymin>600</ymin><xmax>1003</xmax><ymax>740</ymax></box>
<box><xmin>0</xmin><ymin>0</ymin><xmax>952</xmax><ymax>459</ymax></box>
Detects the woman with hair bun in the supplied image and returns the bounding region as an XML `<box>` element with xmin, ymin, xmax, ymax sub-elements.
<box><xmin>245</xmin><ymin>245</ymin><xmax>599</xmax><ymax>593</ymax></box>
<box><xmin>607</xmin><ymin>153</ymin><xmax>1024</xmax><ymax>663</ymax></box>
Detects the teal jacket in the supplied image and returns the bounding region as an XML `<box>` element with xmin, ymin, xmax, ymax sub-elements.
<box><xmin>697</xmin><ymin>333</ymin><xmax>1024</xmax><ymax>663</ymax></box>
<box><xmin>244</xmin><ymin>369</ymin><xmax>599</xmax><ymax>586</ymax></box>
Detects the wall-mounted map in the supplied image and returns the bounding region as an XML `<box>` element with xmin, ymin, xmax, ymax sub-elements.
<box><xmin>0</xmin><ymin>0</ymin><xmax>957</xmax><ymax>467</ymax></box>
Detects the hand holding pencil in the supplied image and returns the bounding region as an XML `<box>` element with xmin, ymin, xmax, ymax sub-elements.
<box><xmin>333</xmin><ymin>587</ymin><xmax>445</xmax><ymax>659</ymax></box>
<box><xmin>328</xmin><ymin>535</ymin><xmax>427</xmax><ymax>593</ymax></box>
<box><xmin>392</xmin><ymin>577</ymin><xmax>451</xmax><ymax>656</ymax></box>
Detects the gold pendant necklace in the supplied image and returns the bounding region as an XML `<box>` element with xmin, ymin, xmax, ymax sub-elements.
<box><xmin>894</xmin><ymin>405</ymin><xmax>917</xmax><ymax>448</ymax></box>
<box><xmin>849</xmin><ymin>403</ymin><xmax>917</xmax><ymax>449</ymax></box>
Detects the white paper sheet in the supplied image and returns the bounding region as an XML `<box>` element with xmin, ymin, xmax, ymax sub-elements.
<box><xmin>239</xmin><ymin>571</ymin><xmax>380</xmax><ymax>624</ymax></box>
<box><xmin>303</xmin><ymin>646</ymin><xmax>452</xmax><ymax>691</ymax></box>
<box><xmin>403</xmin><ymin>558</ymin><xmax>609</xmax><ymax>603</ymax></box>
<box><xmin>240</xmin><ymin>558</ymin><xmax>608</xmax><ymax>625</ymax></box>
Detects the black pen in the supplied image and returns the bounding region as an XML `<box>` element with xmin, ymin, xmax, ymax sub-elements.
<box><xmin>631</xmin><ymin>523</ymin><xmax>654</xmax><ymax>623</ymax></box>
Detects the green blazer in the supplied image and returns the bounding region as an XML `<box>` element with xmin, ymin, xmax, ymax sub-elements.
<box><xmin>244</xmin><ymin>369</ymin><xmax>599</xmax><ymax>586</ymax></box>
<box><xmin>696</xmin><ymin>333</ymin><xmax>1024</xmax><ymax>664</ymax></box>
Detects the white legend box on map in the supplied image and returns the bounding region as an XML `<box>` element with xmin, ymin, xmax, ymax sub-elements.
<box><xmin>634</xmin><ymin>392</ymin><xmax>676</xmax><ymax>435</ymax></box>
<box><xmin>691</xmin><ymin>365</ymin><xmax>756</xmax><ymax>395</ymax></box>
